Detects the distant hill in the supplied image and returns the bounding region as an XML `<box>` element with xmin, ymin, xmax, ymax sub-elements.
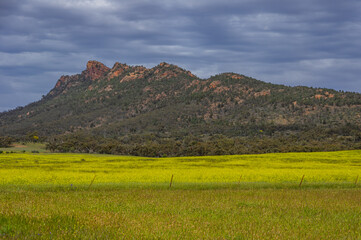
<box><xmin>1</xmin><ymin>60</ymin><xmax>361</xmax><ymax>156</ymax></box>
<box><xmin>1</xmin><ymin>60</ymin><xmax>361</xmax><ymax>136</ymax></box>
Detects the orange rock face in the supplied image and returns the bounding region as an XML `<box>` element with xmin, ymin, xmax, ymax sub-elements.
<box><xmin>214</xmin><ymin>86</ymin><xmax>230</xmax><ymax>93</ymax></box>
<box><xmin>230</xmin><ymin>74</ymin><xmax>244</xmax><ymax>80</ymax></box>
<box><xmin>120</xmin><ymin>72</ymin><xmax>144</xmax><ymax>83</ymax></box>
<box><xmin>160</xmin><ymin>71</ymin><xmax>177</xmax><ymax>79</ymax></box>
<box><xmin>254</xmin><ymin>90</ymin><xmax>271</xmax><ymax>97</ymax></box>
<box><xmin>108</xmin><ymin>69</ymin><xmax>123</xmax><ymax>79</ymax></box>
<box><xmin>49</xmin><ymin>75</ymin><xmax>71</xmax><ymax>95</ymax></box>
<box><xmin>159</xmin><ymin>62</ymin><xmax>171</xmax><ymax>68</ymax></box>
<box><xmin>209</xmin><ymin>81</ymin><xmax>221</xmax><ymax>89</ymax></box>
<box><xmin>55</xmin><ymin>75</ymin><xmax>69</xmax><ymax>88</ymax></box>
<box><xmin>314</xmin><ymin>94</ymin><xmax>326</xmax><ymax>99</ymax></box>
<box><xmin>85</xmin><ymin>60</ymin><xmax>110</xmax><ymax>81</ymax></box>
<box><xmin>107</xmin><ymin>62</ymin><xmax>130</xmax><ymax>80</ymax></box>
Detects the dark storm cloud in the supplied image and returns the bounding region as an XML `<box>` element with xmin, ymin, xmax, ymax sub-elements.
<box><xmin>1</xmin><ymin>0</ymin><xmax>361</xmax><ymax>111</ymax></box>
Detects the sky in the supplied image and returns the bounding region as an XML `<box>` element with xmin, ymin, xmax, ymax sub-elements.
<box><xmin>1</xmin><ymin>0</ymin><xmax>361</xmax><ymax>112</ymax></box>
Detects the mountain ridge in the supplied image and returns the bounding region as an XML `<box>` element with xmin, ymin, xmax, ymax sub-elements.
<box><xmin>1</xmin><ymin>60</ymin><xmax>361</xmax><ymax>141</ymax></box>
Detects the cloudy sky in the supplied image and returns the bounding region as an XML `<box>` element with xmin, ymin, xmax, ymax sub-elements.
<box><xmin>1</xmin><ymin>0</ymin><xmax>361</xmax><ymax>112</ymax></box>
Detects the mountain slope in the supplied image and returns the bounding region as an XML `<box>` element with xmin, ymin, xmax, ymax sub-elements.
<box><xmin>1</xmin><ymin>60</ymin><xmax>361</xmax><ymax>139</ymax></box>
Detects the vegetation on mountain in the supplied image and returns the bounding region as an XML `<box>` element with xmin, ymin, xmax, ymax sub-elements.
<box><xmin>1</xmin><ymin>60</ymin><xmax>361</xmax><ymax>156</ymax></box>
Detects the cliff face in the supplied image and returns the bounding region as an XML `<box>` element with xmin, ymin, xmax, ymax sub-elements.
<box><xmin>49</xmin><ymin>61</ymin><xmax>111</xmax><ymax>97</ymax></box>
<box><xmin>1</xmin><ymin>60</ymin><xmax>361</xmax><ymax>138</ymax></box>
<box><xmin>84</xmin><ymin>60</ymin><xmax>111</xmax><ymax>81</ymax></box>
<box><xmin>48</xmin><ymin>74</ymin><xmax>82</xmax><ymax>97</ymax></box>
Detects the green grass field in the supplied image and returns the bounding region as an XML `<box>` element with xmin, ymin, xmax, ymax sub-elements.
<box><xmin>0</xmin><ymin>150</ymin><xmax>360</xmax><ymax>239</ymax></box>
<box><xmin>0</xmin><ymin>142</ymin><xmax>47</xmax><ymax>153</ymax></box>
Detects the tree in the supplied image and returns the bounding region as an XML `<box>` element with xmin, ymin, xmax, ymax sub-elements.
<box><xmin>26</xmin><ymin>131</ymin><xmax>39</xmax><ymax>142</ymax></box>
<box><xmin>0</xmin><ymin>136</ymin><xmax>13</xmax><ymax>148</ymax></box>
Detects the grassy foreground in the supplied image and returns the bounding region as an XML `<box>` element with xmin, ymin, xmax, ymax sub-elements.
<box><xmin>0</xmin><ymin>188</ymin><xmax>360</xmax><ymax>239</ymax></box>
<box><xmin>0</xmin><ymin>150</ymin><xmax>360</xmax><ymax>239</ymax></box>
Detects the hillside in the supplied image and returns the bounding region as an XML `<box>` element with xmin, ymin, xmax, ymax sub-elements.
<box><xmin>1</xmin><ymin>60</ymin><xmax>361</xmax><ymax>136</ymax></box>
<box><xmin>1</xmin><ymin>60</ymin><xmax>361</xmax><ymax>155</ymax></box>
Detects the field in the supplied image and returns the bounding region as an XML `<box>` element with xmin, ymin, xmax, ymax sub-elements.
<box><xmin>0</xmin><ymin>150</ymin><xmax>360</xmax><ymax>239</ymax></box>
<box><xmin>1</xmin><ymin>150</ymin><xmax>361</xmax><ymax>187</ymax></box>
<box><xmin>0</xmin><ymin>142</ymin><xmax>47</xmax><ymax>153</ymax></box>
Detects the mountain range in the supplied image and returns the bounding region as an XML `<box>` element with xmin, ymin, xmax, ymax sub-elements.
<box><xmin>1</xmin><ymin>60</ymin><xmax>361</xmax><ymax>155</ymax></box>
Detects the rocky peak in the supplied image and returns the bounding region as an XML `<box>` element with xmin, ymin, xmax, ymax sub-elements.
<box><xmin>84</xmin><ymin>60</ymin><xmax>111</xmax><ymax>81</ymax></box>
<box><xmin>55</xmin><ymin>75</ymin><xmax>70</xmax><ymax>88</ymax></box>
<box><xmin>48</xmin><ymin>74</ymin><xmax>82</xmax><ymax>97</ymax></box>
<box><xmin>112</xmin><ymin>62</ymin><xmax>129</xmax><ymax>70</ymax></box>
<box><xmin>154</xmin><ymin>62</ymin><xmax>182</xmax><ymax>72</ymax></box>
<box><xmin>152</xmin><ymin>62</ymin><xmax>197</xmax><ymax>80</ymax></box>
<box><xmin>107</xmin><ymin>62</ymin><xmax>131</xmax><ymax>80</ymax></box>
<box><xmin>157</xmin><ymin>62</ymin><xmax>192</xmax><ymax>73</ymax></box>
<box><xmin>48</xmin><ymin>75</ymin><xmax>70</xmax><ymax>96</ymax></box>
<box><xmin>158</xmin><ymin>62</ymin><xmax>171</xmax><ymax>68</ymax></box>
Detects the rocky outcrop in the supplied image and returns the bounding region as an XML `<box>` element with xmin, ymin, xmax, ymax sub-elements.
<box><xmin>54</xmin><ymin>75</ymin><xmax>70</xmax><ymax>88</ymax></box>
<box><xmin>49</xmin><ymin>74</ymin><xmax>82</xmax><ymax>96</ymax></box>
<box><xmin>49</xmin><ymin>61</ymin><xmax>111</xmax><ymax>97</ymax></box>
<box><xmin>107</xmin><ymin>62</ymin><xmax>130</xmax><ymax>80</ymax></box>
<box><xmin>84</xmin><ymin>60</ymin><xmax>111</xmax><ymax>81</ymax></box>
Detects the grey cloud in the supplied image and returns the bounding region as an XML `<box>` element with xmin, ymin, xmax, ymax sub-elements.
<box><xmin>1</xmin><ymin>0</ymin><xmax>361</xmax><ymax>111</ymax></box>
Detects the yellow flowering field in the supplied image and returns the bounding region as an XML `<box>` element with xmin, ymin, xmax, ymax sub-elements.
<box><xmin>0</xmin><ymin>151</ymin><xmax>360</xmax><ymax>239</ymax></box>
<box><xmin>0</xmin><ymin>150</ymin><xmax>360</xmax><ymax>187</ymax></box>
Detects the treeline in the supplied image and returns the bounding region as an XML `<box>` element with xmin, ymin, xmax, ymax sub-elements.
<box><xmin>0</xmin><ymin>136</ymin><xmax>13</xmax><ymax>148</ymax></box>
<box><xmin>46</xmin><ymin>126</ymin><xmax>361</xmax><ymax>157</ymax></box>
